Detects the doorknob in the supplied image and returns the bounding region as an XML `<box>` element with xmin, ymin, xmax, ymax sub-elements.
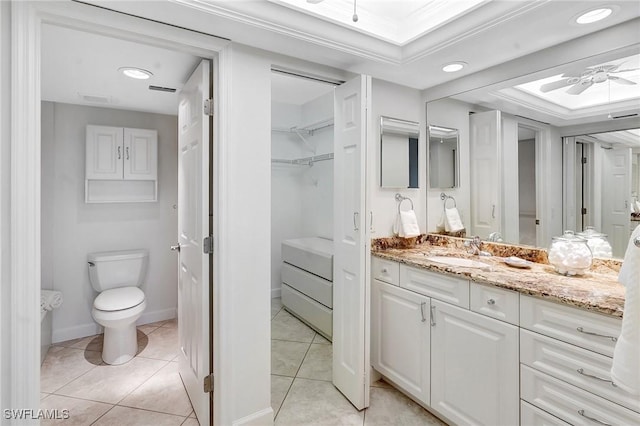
<box><xmin>170</xmin><ymin>244</ymin><xmax>181</xmax><ymax>252</ymax></box>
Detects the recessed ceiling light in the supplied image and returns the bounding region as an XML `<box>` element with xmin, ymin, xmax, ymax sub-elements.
<box><xmin>575</xmin><ymin>7</ymin><xmax>612</xmax><ymax>24</ymax></box>
<box><xmin>119</xmin><ymin>67</ymin><xmax>153</xmax><ymax>80</ymax></box>
<box><xmin>442</xmin><ymin>62</ymin><xmax>467</xmax><ymax>73</ymax></box>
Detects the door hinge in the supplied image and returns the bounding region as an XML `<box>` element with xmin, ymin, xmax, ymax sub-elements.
<box><xmin>203</xmin><ymin>374</ymin><xmax>214</xmax><ymax>393</ymax></box>
<box><xmin>535</xmin><ymin>219</ymin><xmax>540</xmax><ymax>225</ymax></box>
<box><xmin>581</xmin><ymin>157</ymin><xmax>587</xmax><ymax>164</ymax></box>
<box><xmin>204</xmin><ymin>98</ymin><xmax>214</xmax><ymax>116</ymax></box>
<box><xmin>203</xmin><ymin>235</ymin><xmax>214</xmax><ymax>254</ymax></box>
<box><xmin>582</xmin><ymin>207</ymin><xmax>587</xmax><ymax>215</ymax></box>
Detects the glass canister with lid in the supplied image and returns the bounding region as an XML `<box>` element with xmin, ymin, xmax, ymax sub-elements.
<box><xmin>577</xmin><ymin>226</ymin><xmax>613</xmax><ymax>258</ymax></box>
<box><xmin>548</xmin><ymin>230</ymin><xmax>593</xmax><ymax>276</ymax></box>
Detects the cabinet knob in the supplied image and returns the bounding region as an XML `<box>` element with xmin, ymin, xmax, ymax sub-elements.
<box><xmin>381</xmin><ymin>268</ymin><xmax>388</xmax><ymax>273</ymax></box>
<box><xmin>487</xmin><ymin>298</ymin><xmax>496</xmax><ymax>305</ymax></box>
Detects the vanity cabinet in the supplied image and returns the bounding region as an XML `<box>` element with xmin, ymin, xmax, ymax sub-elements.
<box><xmin>85</xmin><ymin>125</ymin><xmax>158</xmax><ymax>203</ymax></box>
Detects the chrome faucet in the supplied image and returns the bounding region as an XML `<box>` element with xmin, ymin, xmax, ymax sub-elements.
<box><xmin>465</xmin><ymin>236</ymin><xmax>492</xmax><ymax>256</ymax></box>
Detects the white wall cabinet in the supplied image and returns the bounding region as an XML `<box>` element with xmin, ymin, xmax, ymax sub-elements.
<box><xmin>371</xmin><ymin>279</ymin><xmax>430</xmax><ymax>404</ymax></box>
<box><xmin>430</xmin><ymin>299</ymin><xmax>519</xmax><ymax>426</ymax></box>
<box><xmin>85</xmin><ymin>125</ymin><xmax>158</xmax><ymax>203</ymax></box>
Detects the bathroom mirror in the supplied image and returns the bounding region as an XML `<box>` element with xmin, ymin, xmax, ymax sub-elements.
<box><xmin>425</xmin><ymin>42</ymin><xmax>640</xmax><ymax>258</ymax></box>
<box><xmin>428</xmin><ymin>125</ymin><xmax>459</xmax><ymax>189</ymax></box>
<box><xmin>380</xmin><ymin>116</ymin><xmax>420</xmax><ymax>189</ymax></box>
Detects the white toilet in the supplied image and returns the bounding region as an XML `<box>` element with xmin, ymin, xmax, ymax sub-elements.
<box><xmin>88</xmin><ymin>249</ymin><xmax>148</xmax><ymax>365</ymax></box>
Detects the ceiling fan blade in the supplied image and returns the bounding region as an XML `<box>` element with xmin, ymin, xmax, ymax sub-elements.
<box><xmin>609</xmin><ymin>76</ymin><xmax>637</xmax><ymax>85</ymax></box>
<box><xmin>566</xmin><ymin>80</ymin><xmax>593</xmax><ymax>95</ymax></box>
<box><xmin>540</xmin><ymin>78</ymin><xmax>574</xmax><ymax>93</ymax></box>
<box><xmin>610</xmin><ymin>67</ymin><xmax>640</xmax><ymax>73</ymax></box>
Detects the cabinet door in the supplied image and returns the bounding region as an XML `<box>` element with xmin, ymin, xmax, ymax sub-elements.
<box><xmin>431</xmin><ymin>300</ymin><xmax>519</xmax><ymax>426</ymax></box>
<box><xmin>371</xmin><ymin>279</ymin><xmax>430</xmax><ymax>405</ymax></box>
<box><xmin>123</xmin><ymin>128</ymin><xmax>158</xmax><ymax>180</ymax></box>
<box><xmin>86</xmin><ymin>125</ymin><xmax>123</xmax><ymax>180</ymax></box>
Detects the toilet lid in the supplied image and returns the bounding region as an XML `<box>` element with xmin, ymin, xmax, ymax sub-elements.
<box><xmin>94</xmin><ymin>287</ymin><xmax>145</xmax><ymax>312</ymax></box>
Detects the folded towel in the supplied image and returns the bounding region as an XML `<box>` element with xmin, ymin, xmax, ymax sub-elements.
<box><xmin>444</xmin><ymin>207</ymin><xmax>464</xmax><ymax>232</ymax></box>
<box><xmin>611</xmin><ymin>225</ymin><xmax>640</xmax><ymax>395</ymax></box>
<box><xmin>397</xmin><ymin>209</ymin><xmax>420</xmax><ymax>238</ymax></box>
<box><xmin>41</xmin><ymin>290</ymin><xmax>63</xmax><ymax>314</ymax></box>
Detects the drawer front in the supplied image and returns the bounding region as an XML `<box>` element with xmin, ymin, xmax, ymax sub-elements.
<box><xmin>400</xmin><ymin>265</ymin><xmax>469</xmax><ymax>308</ymax></box>
<box><xmin>520</xmin><ymin>330</ymin><xmax>639</xmax><ymax>413</ymax></box>
<box><xmin>520</xmin><ymin>296</ymin><xmax>621</xmax><ymax>357</ymax></box>
<box><xmin>470</xmin><ymin>282</ymin><xmax>519</xmax><ymax>325</ymax></box>
<box><xmin>521</xmin><ymin>400</ymin><xmax>571</xmax><ymax>426</ymax></box>
<box><xmin>521</xmin><ymin>365</ymin><xmax>640</xmax><ymax>425</ymax></box>
<box><xmin>371</xmin><ymin>256</ymin><xmax>400</xmax><ymax>286</ymax></box>
<box><xmin>282</xmin><ymin>262</ymin><xmax>332</xmax><ymax>308</ymax></box>
<box><xmin>281</xmin><ymin>284</ymin><xmax>332</xmax><ymax>339</ymax></box>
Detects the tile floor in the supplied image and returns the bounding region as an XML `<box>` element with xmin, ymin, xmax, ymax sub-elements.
<box><xmin>271</xmin><ymin>298</ymin><xmax>448</xmax><ymax>425</ymax></box>
<box><xmin>40</xmin><ymin>318</ymin><xmax>199</xmax><ymax>426</ymax></box>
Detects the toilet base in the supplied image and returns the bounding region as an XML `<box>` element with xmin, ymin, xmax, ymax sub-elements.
<box><xmin>102</xmin><ymin>324</ymin><xmax>137</xmax><ymax>365</ymax></box>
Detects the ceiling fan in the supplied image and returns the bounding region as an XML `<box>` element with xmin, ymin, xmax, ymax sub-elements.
<box><xmin>540</xmin><ymin>63</ymin><xmax>638</xmax><ymax>95</ymax></box>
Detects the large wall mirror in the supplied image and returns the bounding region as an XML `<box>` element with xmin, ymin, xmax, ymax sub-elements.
<box><xmin>380</xmin><ymin>116</ymin><xmax>420</xmax><ymax>188</ymax></box>
<box><xmin>426</xmin><ymin>42</ymin><xmax>640</xmax><ymax>259</ymax></box>
<box><xmin>428</xmin><ymin>125</ymin><xmax>459</xmax><ymax>189</ymax></box>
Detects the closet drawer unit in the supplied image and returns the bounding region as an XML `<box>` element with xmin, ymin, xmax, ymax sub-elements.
<box><xmin>520</xmin><ymin>330</ymin><xmax>639</xmax><ymax>413</ymax></box>
<box><xmin>400</xmin><ymin>265</ymin><xmax>469</xmax><ymax>308</ymax></box>
<box><xmin>520</xmin><ymin>296</ymin><xmax>621</xmax><ymax>357</ymax></box>
<box><xmin>282</xmin><ymin>262</ymin><xmax>332</xmax><ymax>308</ymax></box>
<box><xmin>521</xmin><ymin>400</ymin><xmax>571</xmax><ymax>426</ymax></box>
<box><xmin>282</xmin><ymin>284</ymin><xmax>332</xmax><ymax>339</ymax></box>
<box><xmin>521</xmin><ymin>365</ymin><xmax>640</xmax><ymax>425</ymax></box>
<box><xmin>282</xmin><ymin>238</ymin><xmax>333</xmax><ymax>281</ymax></box>
<box><xmin>470</xmin><ymin>282</ymin><xmax>519</xmax><ymax>325</ymax></box>
<box><xmin>371</xmin><ymin>256</ymin><xmax>400</xmax><ymax>286</ymax></box>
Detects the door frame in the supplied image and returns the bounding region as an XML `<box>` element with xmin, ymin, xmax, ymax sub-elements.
<box><xmin>8</xmin><ymin>1</ymin><xmax>228</xmax><ymax>422</ymax></box>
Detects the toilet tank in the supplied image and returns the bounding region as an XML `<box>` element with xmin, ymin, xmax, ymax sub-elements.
<box><xmin>87</xmin><ymin>249</ymin><xmax>149</xmax><ymax>292</ymax></box>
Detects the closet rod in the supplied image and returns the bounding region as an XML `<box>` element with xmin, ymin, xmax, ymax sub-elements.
<box><xmin>271</xmin><ymin>152</ymin><xmax>334</xmax><ymax>166</ymax></box>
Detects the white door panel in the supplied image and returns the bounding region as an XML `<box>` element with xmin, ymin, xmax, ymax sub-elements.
<box><xmin>177</xmin><ymin>59</ymin><xmax>211</xmax><ymax>425</ymax></box>
<box><xmin>603</xmin><ymin>147</ymin><xmax>631</xmax><ymax>258</ymax></box>
<box><xmin>86</xmin><ymin>125</ymin><xmax>123</xmax><ymax>180</ymax></box>
<box><xmin>123</xmin><ymin>128</ymin><xmax>158</xmax><ymax>180</ymax></box>
<box><xmin>333</xmin><ymin>75</ymin><xmax>370</xmax><ymax>410</ymax></box>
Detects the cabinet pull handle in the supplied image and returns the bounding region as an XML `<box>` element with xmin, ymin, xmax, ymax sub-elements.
<box><xmin>117</xmin><ymin>146</ymin><xmax>121</xmax><ymax>159</ymax></box>
<box><xmin>126</xmin><ymin>146</ymin><xmax>130</xmax><ymax>160</ymax></box>
<box><xmin>487</xmin><ymin>298</ymin><xmax>496</xmax><ymax>305</ymax></box>
<box><xmin>576</xmin><ymin>368</ymin><xmax>617</xmax><ymax>386</ymax></box>
<box><xmin>430</xmin><ymin>305</ymin><xmax>436</xmax><ymax>326</ymax></box>
<box><xmin>576</xmin><ymin>327</ymin><xmax>618</xmax><ymax>342</ymax></box>
<box><xmin>370</xmin><ymin>211</ymin><xmax>374</xmax><ymax>231</ymax></box>
<box><xmin>353</xmin><ymin>212</ymin><xmax>359</xmax><ymax>231</ymax></box>
<box><xmin>491</xmin><ymin>204</ymin><xmax>496</xmax><ymax>219</ymax></box>
<box><xmin>420</xmin><ymin>302</ymin><xmax>427</xmax><ymax>322</ymax></box>
<box><xmin>578</xmin><ymin>410</ymin><xmax>612</xmax><ymax>426</ymax></box>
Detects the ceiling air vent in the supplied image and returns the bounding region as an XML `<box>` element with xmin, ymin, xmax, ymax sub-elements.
<box><xmin>611</xmin><ymin>113</ymin><xmax>638</xmax><ymax>119</ymax></box>
<box><xmin>81</xmin><ymin>94</ymin><xmax>110</xmax><ymax>104</ymax></box>
<box><xmin>149</xmin><ymin>85</ymin><xmax>177</xmax><ymax>93</ymax></box>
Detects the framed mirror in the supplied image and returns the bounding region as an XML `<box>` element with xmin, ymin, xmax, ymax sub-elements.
<box><xmin>428</xmin><ymin>125</ymin><xmax>459</xmax><ymax>189</ymax></box>
<box><xmin>380</xmin><ymin>116</ymin><xmax>420</xmax><ymax>188</ymax></box>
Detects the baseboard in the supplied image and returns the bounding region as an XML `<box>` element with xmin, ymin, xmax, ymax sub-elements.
<box><xmin>271</xmin><ymin>287</ymin><xmax>281</xmax><ymax>299</ymax></box>
<box><xmin>51</xmin><ymin>307</ymin><xmax>177</xmax><ymax>343</ymax></box>
<box><xmin>232</xmin><ymin>407</ymin><xmax>274</xmax><ymax>426</ymax></box>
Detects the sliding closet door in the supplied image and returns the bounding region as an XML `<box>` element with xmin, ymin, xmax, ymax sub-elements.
<box><xmin>333</xmin><ymin>74</ymin><xmax>371</xmax><ymax>410</ymax></box>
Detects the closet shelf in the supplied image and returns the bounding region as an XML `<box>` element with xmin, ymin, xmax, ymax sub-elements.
<box><xmin>271</xmin><ymin>152</ymin><xmax>334</xmax><ymax>166</ymax></box>
<box><xmin>271</xmin><ymin>117</ymin><xmax>334</xmax><ymax>136</ymax></box>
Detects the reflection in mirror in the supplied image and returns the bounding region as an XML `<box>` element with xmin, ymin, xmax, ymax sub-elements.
<box><xmin>428</xmin><ymin>125</ymin><xmax>459</xmax><ymax>189</ymax></box>
<box><xmin>380</xmin><ymin>116</ymin><xmax>420</xmax><ymax>188</ymax></box>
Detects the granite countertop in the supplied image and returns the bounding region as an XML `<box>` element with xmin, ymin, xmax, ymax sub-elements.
<box><xmin>372</xmin><ymin>235</ymin><xmax>625</xmax><ymax>318</ymax></box>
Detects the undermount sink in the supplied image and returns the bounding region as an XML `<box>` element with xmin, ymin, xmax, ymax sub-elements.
<box><xmin>426</xmin><ymin>256</ymin><xmax>491</xmax><ymax>270</ymax></box>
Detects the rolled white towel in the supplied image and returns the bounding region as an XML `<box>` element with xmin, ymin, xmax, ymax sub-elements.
<box><xmin>611</xmin><ymin>225</ymin><xmax>640</xmax><ymax>395</ymax></box>
<box><xmin>400</xmin><ymin>209</ymin><xmax>420</xmax><ymax>238</ymax></box>
<box><xmin>41</xmin><ymin>290</ymin><xmax>63</xmax><ymax>313</ymax></box>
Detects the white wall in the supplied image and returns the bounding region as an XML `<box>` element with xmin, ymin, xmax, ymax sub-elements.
<box><xmin>41</xmin><ymin>102</ymin><xmax>178</xmax><ymax>342</ymax></box>
<box><xmin>371</xmin><ymin>79</ymin><xmax>424</xmax><ymax>237</ymax></box>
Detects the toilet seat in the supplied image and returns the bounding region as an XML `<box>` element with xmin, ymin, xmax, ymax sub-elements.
<box><xmin>94</xmin><ymin>287</ymin><xmax>145</xmax><ymax>311</ymax></box>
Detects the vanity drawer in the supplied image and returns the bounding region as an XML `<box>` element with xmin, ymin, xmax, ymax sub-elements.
<box><xmin>371</xmin><ymin>256</ymin><xmax>400</xmax><ymax>286</ymax></box>
<box><xmin>470</xmin><ymin>282</ymin><xmax>519</xmax><ymax>325</ymax></box>
<box><xmin>400</xmin><ymin>265</ymin><xmax>469</xmax><ymax>308</ymax></box>
<box><xmin>521</xmin><ymin>400</ymin><xmax>571</xmax><ymax>426</ymax></box>
<box><xmin>521</xmin><ymin>365</ymin><xmax>640</xmax><ymax>425</ymax></box>
<box><xmin>282</xmin><ymin>262</ymin><xmax>332</xmax><ymax>308</ymax></box>
<box><xmin>520</xmin><ymin>296</ymin><xmax>621</xmax><ymax>357</ymax></box>
<box><xmin>520</xmin><ymin>330</ymin><xmax>639</xmax><ymax>413</ymax></box>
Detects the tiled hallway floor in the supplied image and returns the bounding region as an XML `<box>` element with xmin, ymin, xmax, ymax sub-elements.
<box><xmin>271</xmin><ymin>298</ymin><xmax>447</xmax><ymax>425</ymax></box>
<box><xmin>40</xmin><ymin>318</ymin><xmax>199</xmax><ymax>426</ymax></box>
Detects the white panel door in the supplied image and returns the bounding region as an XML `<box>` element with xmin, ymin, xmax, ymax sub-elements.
<box><xmin>431</xmin><ymin>300</ymin><xmax>519</xmax><ymax>426</ymax></box>
<box><xmin>123</xmin><ymin>128</ymin><xmax>158</xmax><ymax>180</ymax></box>
<box><xmin>602</xmin><ymin>147</ymin><xmax>631</xmax><ymax>258</ymax></box>
<box><xmin>86</xmin><ymin>125</ymin><xmax>123</xmax><ymax>180</ymax></box>
<box><xmin>333</xmin><ymin>74</ymin><xmax>370</xmax><ymax>410</ymax></box>
<box><xmin>177</xmin><ymin>59</ymin><xmax>211</xmax><ymax>425</ymax></box>
<box><xmin>469</xmin><ymin>111</ymin><xmax>501</xmax><ymax>239</ymax></box>
<box><xmin>371</xmin><ymin>280</ymin><xmax>430</xmax><ymax>404</ymax></box>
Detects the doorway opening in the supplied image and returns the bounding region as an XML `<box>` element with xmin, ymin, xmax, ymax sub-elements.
<box><xmin>517</xmin><ymin>125</ymin><xmax>538</xmax><ymax>246</ymax></box>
